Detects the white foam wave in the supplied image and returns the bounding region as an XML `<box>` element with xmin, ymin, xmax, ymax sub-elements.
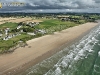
<box><xmin>45</xmin><ymin>26</ymin><xmax>100</xmax><ymax>75</ymax></box>
<box><xmin>98</xmin><ymin>51</ymin><xmax>100</xmax><ymax>56</ymax></box>
<box><xmin>54</xmin><ymin>67</ymin><xmax>61</xmax><ymax>75</ymax></box>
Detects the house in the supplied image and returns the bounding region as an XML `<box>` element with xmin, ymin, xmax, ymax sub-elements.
<box><xmin>57</xmin><ymin>16</ymin><xmax>70</xmax><ymax>20</ymax></box>
<box><xmin>38</xmin><ymin>29</ymin><xmax>46</xmax><ymax>34</ymax></box>
<box><xmin>27</xmin><ymin>32</ymin><xmax>36</xmax><ymax>36</ymax></box>
<box><xmin>20</xmin><ymin>29</ymin><xmax>23</xmax><ymax>33</ymax></box>
<box><xmin>27</xmin><ymin>22</ymin><xmax>39</xmax><ymax>27</ymax></box>
<box><xmin>0</xmin><ymin>33</ymin><xmax>2</xmax><ymax>37</ymax></box>
<box><xmin>3</xmin><ymin>37</ymin><xmax>8</xmax><ymax>41</ymax></box>
<box><xmin>17</xmin><ymin>26</ymin><xmax>22</xmax><ymax>29</ymax></box>
<box><xmin>23</xmin><ymin>20</ymin><xmax>42</xmax><ymax>27</ymax></box>
<box><xmin>5</xmin><ymin>28</ymin><xmax>10</xmax><ymax>35</ymax></box>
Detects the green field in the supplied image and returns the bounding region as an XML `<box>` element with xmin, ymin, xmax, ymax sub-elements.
<box><xmin>0</xmin><ymin>34</ymin><xmax>32</xmax><ymax>53</ymax></box>
<box><xmin>34</xmin><ymin>19</ymin><xmax>78</xmax><ymax>34</ymax></box>
<box><xmin>35</xmin><ymin>19</ymin><xmax>78</xmax><ymax>29</ymax></box>
<box><xmin>0</xmin><ymin>22</ymin><xmax>18</xmax><ymax>29</ymax></box>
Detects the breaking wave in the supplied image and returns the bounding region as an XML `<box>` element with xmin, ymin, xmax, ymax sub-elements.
<box><xmin>44</xmin><ymin>25</ymin><xmax>100</xmax><ymax>75</ymax></box>
<box><xmin>23</xmin><ymin>24</ymin><xmax>100</xmax><ymax>75</ymax></box>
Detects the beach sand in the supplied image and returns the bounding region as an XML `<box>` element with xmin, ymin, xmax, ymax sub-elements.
<box><xmin>0</xmin><ymin>22</ymin><xmax>98</xmax><ymax>75</ymax></box>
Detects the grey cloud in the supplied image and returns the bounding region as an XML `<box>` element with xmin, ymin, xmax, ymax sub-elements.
<box><xmin>0</xmin><ymin>0</ymin><xmax>100</xmax><ymax>9</ymax></box>
<box><xmin>0</xmin><ymin>0</ymin><xmax>100</xmax><ymax>13</ymax></box>
<box><xmin>94</xmin><ymin>0</ymin><xmax>100</xmax><ymax>3</ymax></box>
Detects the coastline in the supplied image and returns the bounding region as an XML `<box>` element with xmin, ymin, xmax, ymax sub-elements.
<box><xmin>0</xmin><ymin>22</ymin><xmax>99</xmax><ymax>75</ymax></box>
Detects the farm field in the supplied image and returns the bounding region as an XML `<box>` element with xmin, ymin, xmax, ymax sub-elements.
<box><xmin>8</xmin><ymin>18</ymin><xmax>32</xmax><ymax>23</ymax></box>
<box><xmin>0</xmin><ymin>17</ymin><xmax>16</xmax><ymax>22</ymax></box>
<box><xmin>0</xmin><ymin>17</ymin><xmax>34</xmax><ymax>25</ymax></box>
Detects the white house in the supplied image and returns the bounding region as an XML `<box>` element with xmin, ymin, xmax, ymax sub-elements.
<box><xmin>38</xmin><ymin>29</ymin><xmax>46</xmax><ymax>34</ymax></box>
<box><xmin>17</xmin><ymin>26</ymin><xmax>22</xmax><ymax>29</ymax></box>
<box><xmin>0</xmin><ymin>33</ymin><xmax>2</xmax><ymax>37</ymax></box>
<box><xmin>27</xmin><ymin>32</ymin><xmax>36</xmax><ymax>36</ymax></box>
<box><xmin>5</xmin><ymin>28</ymin><xmax>10</xmax><ymax>35</ymax></box>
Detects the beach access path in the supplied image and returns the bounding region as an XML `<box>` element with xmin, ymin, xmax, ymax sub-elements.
<box><xmin>0</xmin><ymin>22</ymin><xmax>98</xmax><ymax>75</ymax></box>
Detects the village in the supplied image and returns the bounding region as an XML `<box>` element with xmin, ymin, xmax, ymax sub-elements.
<box><xmin>0</xmin><ymin>17</ymin><xmax>48</xmax><ymax>53</ymax></box>
<box><xmin>0</xmin><ymin>18</ymin><xmax>46</xmax><ymax>41</ymax></box>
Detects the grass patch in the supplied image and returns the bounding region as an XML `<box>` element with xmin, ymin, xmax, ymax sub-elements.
<box><xmin>35</xmin><ymin>19</ymin><xmax>78</xmax><ymax>29</ymax></box>
<box><xmin>0</xmin><ymin>40</ymin><xmax>13</xmax><ymax>47</ymax></box>
<box><xmin>0</xmin><ymin>34</ymin><xmax>33</xmax><ymax>53</ymax></box>
<box><xmin>0</xmin><ymin>22</ymin><xmax>18</xmax><ymax>29</ymax></box>
<box><xmin>10</xmin><ymin>34</ymin><xmax>32</xmax><ymax>42</ymax></box>
<box><xmin>34</xmin><ymin>19</ymin><xmax>78</xmax><ymax>34</ymax></box>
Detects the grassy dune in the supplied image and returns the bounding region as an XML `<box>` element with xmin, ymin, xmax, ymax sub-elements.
<box><xmin>0</xmin><ymin>19</ymin><xmax>84</xmax><ymax>53</ymax></box>
<box><xmin>0</xmin><ymin>34</ymin><xmax>32</xmax><ymax>53</ymax></box>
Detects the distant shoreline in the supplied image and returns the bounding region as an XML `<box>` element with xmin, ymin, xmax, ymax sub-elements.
<box><xmin>0</xmin><ymin>22</ymin><xmax>99</xmax><ymax>75</ymax></box>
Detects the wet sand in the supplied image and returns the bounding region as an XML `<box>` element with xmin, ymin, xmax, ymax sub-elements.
<box><xmin>0</xmin><ymin>22</ymin><xmax>98</xmax><ymax>75</ymax></box>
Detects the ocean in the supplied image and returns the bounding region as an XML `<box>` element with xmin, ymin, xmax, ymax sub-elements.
<box><xmin>21</xmin><ymin>24</ymin><xmax>100</xmax><ymax>75</ymax></box>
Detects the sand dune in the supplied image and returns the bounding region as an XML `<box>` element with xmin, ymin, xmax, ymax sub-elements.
<box><xmin>0</xmin><ymin>22</ymin><xmax>5</xmax><ymax>25</ymax></box>
<box><xmin>0</xmin><ymin>18</ymin><xmax>16</xmax><ymax>25</ymax></box>
<box><xmin>8</xmin><ymin>18</ymin><xmax>32</xmax><ymax>23</ymax></box>
<box><xmin>24</xmin><ymin>20</ymin><xmax>43</xmax><ymax>23</ymax></box>
<box><xmin>0</xmin><ymin>22</ymin><xmax>98</xmax><ymax>75</ymax></box>
<box><xmin>0</xmin><ymin>17</ymin><xmax>33</xmax><ymax>25</ymax></box>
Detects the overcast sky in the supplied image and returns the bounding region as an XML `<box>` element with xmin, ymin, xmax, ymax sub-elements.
<box><xmin>0</xmin><ymin>0</ymin><xmax>100</xmax><ymax>13</ymax></box>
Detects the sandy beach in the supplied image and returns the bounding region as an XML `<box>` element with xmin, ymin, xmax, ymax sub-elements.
<box><xmin>0</xmin><ymin>22</ymin><xmax>98</xmax><ymax>75</ymax></box>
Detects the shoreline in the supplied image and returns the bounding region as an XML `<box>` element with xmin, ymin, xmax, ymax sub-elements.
<box><xmin>0</xmin><ymin>22</ymin><xmax>99</xmax><ymax>75</ymax></box>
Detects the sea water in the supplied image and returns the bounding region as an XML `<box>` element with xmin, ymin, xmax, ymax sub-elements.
<box><xmin>22</xmin><ymin>24</ymin><xmax>100</xmax><ymax>75</ymax></box>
